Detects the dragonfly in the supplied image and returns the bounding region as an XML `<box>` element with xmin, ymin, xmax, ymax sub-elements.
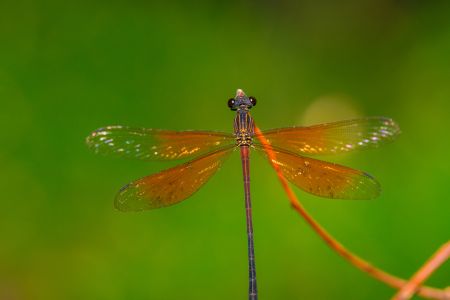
<box><xmin>86</xmin><ymin>89</ymin><xmax>400</xmax><ymax>300</ymax></box>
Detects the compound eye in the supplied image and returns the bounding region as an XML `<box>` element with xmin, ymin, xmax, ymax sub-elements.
<box><xmin>228</xmin><ymin>98</ymin><xmax>236</xmax><ymax>109</ymax></box>
<box><xmin>249</xmin><ymin>96</ymin><xmax>257</xmax><ymax>106</ymax></box>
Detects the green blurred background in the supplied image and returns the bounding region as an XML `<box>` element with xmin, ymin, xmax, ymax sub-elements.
<box><xmin>1</xmin><ymin>0</ymin><xmax>449</xmax><ymax>299</ymax></box>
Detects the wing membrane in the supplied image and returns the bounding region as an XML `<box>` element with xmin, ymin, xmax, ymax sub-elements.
<box><xmin>255</xmin><ymin>145</ymin><xmax>380</xmax><ymax>199</ymax></box>
<box><xmin>86</xmin><ymin>126</ymin><xmax>235</xmax><ymax>160</ymax></box>
<box><xmin>115</xmin><ymin>146</ymin><xmax>234</xmax><ymax>211</ymax></box>
<box><xmin>254</xmin><ymin>117</ymin><xmax>400</xmax><ymax>155</ymax></box>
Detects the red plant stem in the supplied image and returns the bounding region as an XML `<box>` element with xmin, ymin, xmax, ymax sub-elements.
<box><xmin>254</xmin><ymin>125</ymin><xmax>449</xmax><ymax>300</ymax></box>
<box><xmin>392</xmin><ymin>241</ymin><xmax>450</xmax><ymax>300</ymax></box>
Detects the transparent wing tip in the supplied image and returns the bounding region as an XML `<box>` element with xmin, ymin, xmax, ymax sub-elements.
<box><xmin>377</xmin><ymin>117</ymin><xmax>402</xmax><ymax>137</ymax></box>
<box><xmin>357</xmin><ymin>172</ymin><xmax>382</xmax><ymax>200</ymax></box>
<box><xmin>114</xmin><ymin>183</ymin><xmax>148</xmax><ymax>212</ymax></box>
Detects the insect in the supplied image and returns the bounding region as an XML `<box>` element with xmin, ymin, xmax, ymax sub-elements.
<box><xmin>86</xmin><ymin>89</ymin><xmax>400</xmax><ymax>300</ymax></box>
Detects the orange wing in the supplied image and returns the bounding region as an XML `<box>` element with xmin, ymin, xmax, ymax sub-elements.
<box><xmin>86</xmin><ymin>126</ymin><xmax>235</xmax><ymax>161</ymax></box>
<box><xmin>254</xmin><ymin>117</ymin><xmax>400</xmax><ymax>155</ymax></box>
<box><xmin>254</xmin><ymin>146</ymin><xmax>380</xmax><ymax>199</ymax></box>
<box><xmin>115</xmin><ymin>146</ymin><xmax>234</xmax><ymax>211</ymax></box>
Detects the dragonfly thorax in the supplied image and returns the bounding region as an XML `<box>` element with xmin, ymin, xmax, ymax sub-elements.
<box><xmin>234</xmin><ymin>111</ymin><xmax>255</xmax><ymax>146</ymax></box>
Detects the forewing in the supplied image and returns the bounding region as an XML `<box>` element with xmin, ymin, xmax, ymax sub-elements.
<box><xmin>115</xmin><ymin>146</ymin><xmax>234</xmax><ymax>211</ymax></box>
<box><xmin>86</xmin><ymin>126</ymin><xmax>235</xmax><ymax>161</ymax></box>
<box><xmin>254</xmin><ymin>117</ymin><xmax>400</xmax><ymax>155</ymax></box>
<box><xmin>255</xmin><ymin>146</ymin><xmax>380</xmax><ymax>199</ymax></box>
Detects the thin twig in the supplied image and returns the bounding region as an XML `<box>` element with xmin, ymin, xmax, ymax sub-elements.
<box><xmin>391</xmin><ymin>241</ymin><xmax>450</xmax><ymax>300</ymax></box>
<box><xmin>254</xmin><ymin>125</ymin><xmax>449</xmax><ymax>300</ymax></box>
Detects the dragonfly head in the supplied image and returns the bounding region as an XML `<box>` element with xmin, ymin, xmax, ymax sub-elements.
<box><xmin>228</xmin><ymin>89</ymin><xmax>257</xmax><ymax>111</ymax></box>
